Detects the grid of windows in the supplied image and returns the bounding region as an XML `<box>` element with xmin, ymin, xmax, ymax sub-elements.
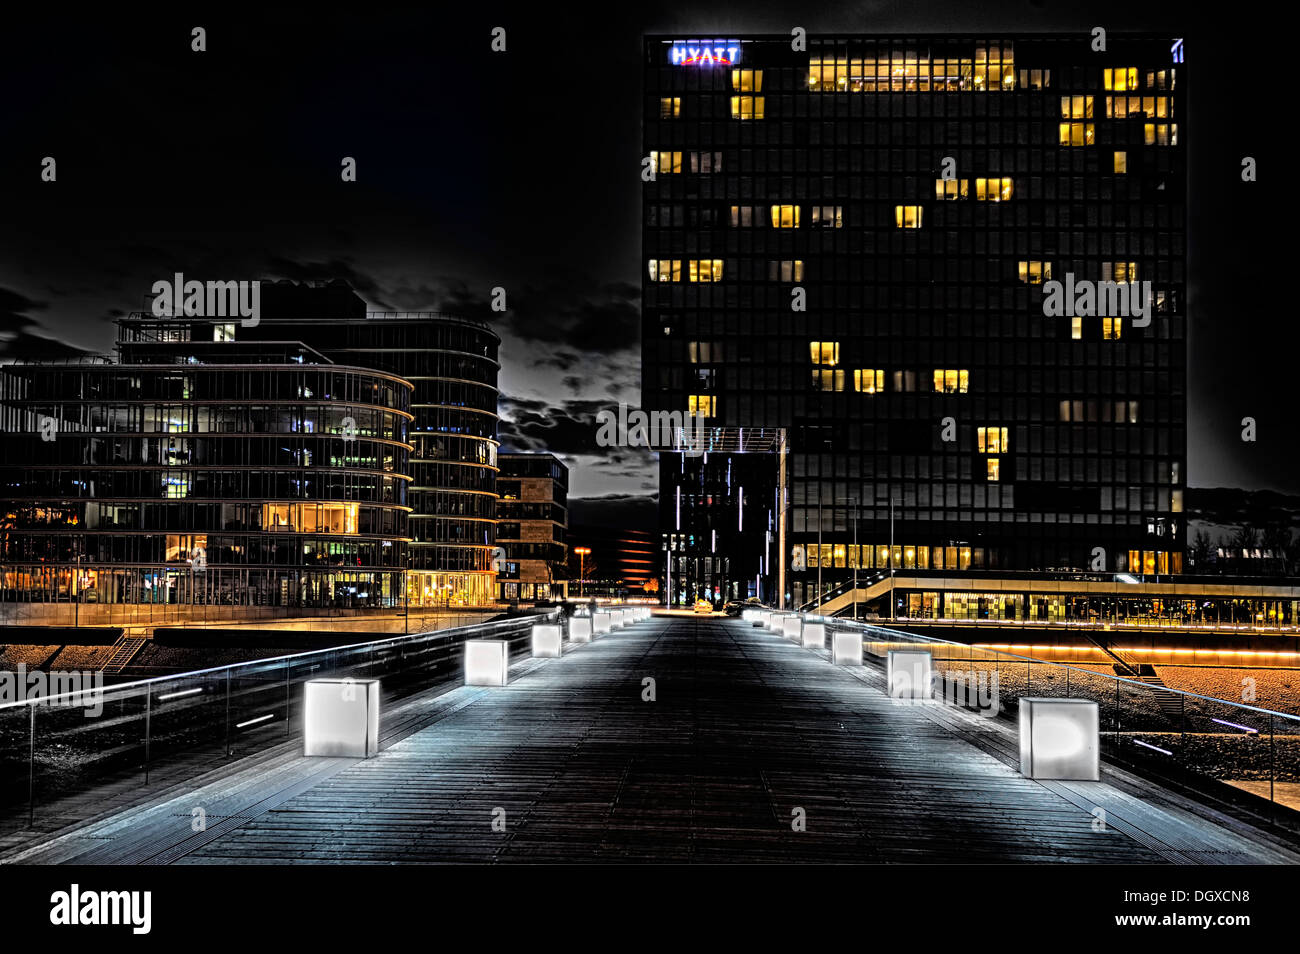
<box><xmin>643</xmin><ymin>33</ymin><xmax>1187</xmax><ymax>603</ymax></box>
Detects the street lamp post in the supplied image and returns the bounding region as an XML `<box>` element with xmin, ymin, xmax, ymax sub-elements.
<box><xmin>574</xmin><ymin>547</ymin><xmax>591</xmax><ymax>599</ymax></box>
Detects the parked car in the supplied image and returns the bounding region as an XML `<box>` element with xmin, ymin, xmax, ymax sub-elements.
<box><xmin>724</xmin><ymin>597</ymin><xmax>763</xmax><ymax>617</ymax></box>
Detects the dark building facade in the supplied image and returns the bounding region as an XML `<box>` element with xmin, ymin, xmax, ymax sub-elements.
<box><xmin>0</xmin><ymin>348</ymin><xmax>412</xmax><ymax>611</ymax></box>
<box><xmin>495</xmin><ymin>452</ymin><xmax>568</xmax><ymax>602</ymax></box>
<box><xmin>642</xmin><ymin>34</ymin><xmax>1187</xmax><ymax>608</ymax></box>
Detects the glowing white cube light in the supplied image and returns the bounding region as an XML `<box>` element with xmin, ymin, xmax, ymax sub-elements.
<box><xmin>465</xmin><ymin>639</ymin><xmax>509</xmax><ymax>687</ymax></box>
<box><xmin>801</xmin><ymin>622</ymin><xmax>826</xmax><ymax>649</ymax></box>
<box><xmin>569</xmin><ymin>617</ymin><xmax>592</xmax><ymax>643</ymax></box>
<box><xmin>532</xmin><ymin>624</ymin><xmax>563</xmax><ymax>658</ymax></box>
<box><xmin>782</xmin><ymin>616</ymin><xmax>803</xmax><ymax>641</ymax></box>
<box><xmin>1018</xmin><ymin>698</ymin><xmax>1100</xmax><ymax>781</ymax></box>
<box><xmin>592</xmin><ymin>612</ymin><xmax>612</xmax><ymax>635</ymax></box>
<box><xmin>887</xmin><ymin>649</ymin><xmax>933</xmax><ymax>699</ymax></box>
<box><xmin>752</xmin><ymin>610</ymin><xmax>769</xmax><ymax>627</ymax></box>
<box><xmin>303</xmin><ymin>678</ymin><xmax>380</xmax><ymax>758</ymax></box>
<box><xmin>742</xmin><ymin>609</ymin><xmax>757</xmax><ymax>623</ymax></box>
<box><xmin>767</xmin><ymin>613</ymin><xmax>784</xmax><ymax>632</ymax></box>
<box><xmin>832</xmin><ymin>632</ymin><xmax>863</xmax><ymax>666</ymax></box>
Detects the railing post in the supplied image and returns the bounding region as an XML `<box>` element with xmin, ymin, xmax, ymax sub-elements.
<box><xmin>224</xmin><ymin>669</ymin><xmax>232</xmax><ymax>757</ymax></box>
<box><xmin>27</xmin><ymin>703</ymin><xmax>36</xmax><ymax>827</ymax></box>
<box><xmin>1270</xmin><ymin>714</ymin><xmax>1276</xmax><ymax>807</ymax></box>
<box><xmin>285</xmin><ymin>658</ymin><xmax>291</xmax><ymax>737</ymax></box>
<box><xmin>144</xmin><ymin>691</ymin><xmax>152</xmax><ymax>784</ymax></box>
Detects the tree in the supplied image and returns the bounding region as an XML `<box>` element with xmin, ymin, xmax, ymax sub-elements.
<box><xmin>1190</xmin><ymin>528</ymin><xmax>1213</xmax><ymax>571</ymax></box>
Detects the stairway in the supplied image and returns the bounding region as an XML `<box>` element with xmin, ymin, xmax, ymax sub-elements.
<box><xmin>1110</xmin><ymin>662</ymin><xmax>1183</xmax><ymax>717</ymax></box>
<box><xmin>101</xmin><ymin>636</ymin><xmax>148</xmax><ymax>675</ymax></box>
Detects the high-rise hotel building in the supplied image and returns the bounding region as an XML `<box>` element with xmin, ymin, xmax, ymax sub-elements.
<box><xmin>642</xmin><ymin>34</ymin><xmax>1186</xmax><ymax>608</ymax></box>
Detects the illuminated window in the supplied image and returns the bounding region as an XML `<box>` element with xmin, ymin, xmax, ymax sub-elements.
<box><xmin>650</xmin><ymin>151</ymin><xmax>682</xmax><ymax>174</ymax></box>
<box><xmin>687</xmin><ymin>259</ymin><xmax>723</xmax><ymax>282</ymax></box>
<box><xmin>810</xmin><ymin>205</ymin><xmax>842</xmax><ymax>227</ymax></box>
<box><xmin>688</xmin><ymin>395</ymin><xmax>715</xmax><ymax>418</ymax></box>
<box><xmin>770</xmin><ymin>204</ymin><xmax>800</xmax><ymax>228</ymax></box>
<box><xmin>1144</xmin><ymin>123</ymin><xmax>1178</xmax><ymax>146</ymax></box>
<box><xmin>648</xmin><ymin>259</ymin><xmax>681</xmax><ymax>282</ymax></box>
<box><xmin>689</xmin><ymin>151</ymin><xmax>722</xmax><ymax>173</ymax></box>
<box><xmin>986</xmin><ymin>458</ymin><xmax>1000</xmax><ymax>481</ymax></box>
<box><xmin>1058</xmin><ymin>122</ymin><xmax>1094</xmax><ymax>146</ymax></box>
<box><xmin>768</xmin><ymin>260</ymin><xmax>804</xmax><ymax>282</ymax></box>
<box><xmin>1106</xmin><ymin>95</ymin><xmax>1170</xmax><ymax>119</ymax></box>
<box><xmin>1146</xmin><ymin>69</ymin><xmax>1176</xmax><ymax>90</ymax></box>
<box><xmin>1018</xmin><ymin>260</ymin><xmax>1051</xmax><ymax>284</ymax></box>
<box><xmin>808</xmin><ymin>51</ymin><xmax>1015</xmax><ymax>94</ymax></box>
<box><xmin>730</xmin><ymin>95</ymin><xmax>765</xmax><ymax>119</ymax></box>
<box><xmin>731</xmin><ymin>69</ymin><xmax>763</xmax><ymax>91</ymax></box>
<box><xmin>1103</xmin><ymin>67</ymin><xmax>1138</xmax><ymax>91</ymax></box>
<box><xmin>1018</xmin><ymin>68</ymin><xmax>1051</xmax><ymax>89</ymax></box>
<box><xmin>1113</xmin><ymin>151</ymin><xmax>1127</xmax><ymax>174</ymax></box>
<box><xmin>688</xmin><ymin>341</ymin><xmax>718</xmax><ymax>363</ymax></box>
<box><xmin>659</xmin><ymin>97</ymin><xmax>681</xmax><ymax>118</ymax></box>
<box><xmin>854</xmin><ymin>369</ymin><xmax>884</xmax><ymax>393</ymax></box>
<box><xmin>977</xmin><ymin>426</ymin><xmax>1008</xmax><ymax>453</ymax></box>
<box><xmin>809</xmin><ymin>341</ymin><xmax>839</xmax><ymax>366</ymax></box>
<box><xmin>811</xmin><ymin>369</ymin><xmax>845</xmax><ymax>391</ymax></box>
<box><xmin>895</xmin><ymin>205</ymin><xmax>923</xmax><ymax>228</ymax></box>
<box><xmin>729</xmin><ymin>205</ymin><xmax>761</xmax><ymax>227</ymax></box>
<box><xmin>892</xmin><ymin>370</ymin><xmax>918</xmax><ymax>392</ymax></box>
<box><xmin>933</xmin><ymin>369</ymin><xmax>970</xmax><ymax>394</ymax></box>
<box><xmin>1060</xmin><ymin>95</ymin><xmax>1094</xmax><ymax>120</ymax></box>
<box><xmin>975</xmin><ymin>177</ymin><xmax>1014</xmax><ymax>201</ymax></box>
<box><xmin>934</xmin><ymin>179</ymin><xmax>969</xmax><ymax>200</ymax></box>
<box><xmin>1071</xmin><ymin>316</ymin><xmax>1083</xmax><ymax>339</ymax></box>
<box><xmin>973</xmin><ymin>46</ymin><xmax>1015</xmax><ymax>89</ymax></box>
<box><xmin>1103</xmin><ymin>316</ymin><xmax>1123</xmax><ymax>340</ymax></box>
<box><xmin>1102</xmin><ymin>262</ymin><xmax>1138</xmax><ymax>282</ymax></box>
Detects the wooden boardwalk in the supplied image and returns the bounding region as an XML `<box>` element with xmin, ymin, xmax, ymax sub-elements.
<box><xmin>9</xmin><ymin>615</ymin><xmax>1299</xmax><ymax>864</ymax></box>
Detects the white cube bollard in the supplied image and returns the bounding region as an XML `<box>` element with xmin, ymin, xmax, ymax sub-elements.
<box><xmin>767</xmin><ymin>613</ymin><xmax>783</xmax><ymax>632</ymax></box>
<box><xmin>782</xmin><ymin>616</ymin><xmax>803</xmax><ymax>641</ymax></box>
<box><xmin>887</xmin><ymin>649</ymin><xmax>932</xmax><ymax>699</ymax></box>
<box><xmin>592</xmin><ymin>612</ymin><xmax>612</xmax><ymax>635</ymax></box>
<box><xmin>742</xmin><ymin>609</ymin><xmax>757</xmax><ymax>624</ymax></box>
<box><xmin>304</xmin><ymin>678</ymin><xmax>380</xmax><ymax>758</ymax></box>
<box><xmin>532</xmin><ymin>624</ymin><xmax>562</xmax><ymax>658</ymax></box>
<box><xmin>465</xmin><ymin>639</ymin><xmax>509</xmax><ymax>687</ymax></box>
<box><xmin>569</xmin><ymin>617</ymin><xmax>592</xmax><ymax>642</ymax></box>
<box><xmin>832</xmin><ymin>632</ymin><xmax>863</xmax><ymax>666</ymax></box>
<box><xmin>752</xmin><ymin>610</ymin><xmax>767</xmax><ymax>627</ymax></box>
<box><xmin>615</xmin><ymin>609</ymin><xmax>627</xmax><ymax>627</ymax></box>
<box><xmin>801</xmin><ymin>622</ymin><xmax>826</xmax><ymax>649</ymax></box>
<box><xmin>1019</xmin><ymin>698</ymin><xmax>1100</xmax><ymax>780</ymax></box>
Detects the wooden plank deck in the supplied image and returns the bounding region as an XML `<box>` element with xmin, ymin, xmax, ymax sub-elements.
<box><xmin>9</xmin><ymin>615</ymin><xmax>1299</xmax><ymax>864</ymax></box>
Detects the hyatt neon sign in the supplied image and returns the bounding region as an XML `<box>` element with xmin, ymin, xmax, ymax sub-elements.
<box><xmin>669</xmin><ymin>40</ymin><xmax>741</xmax><ymax>66</ymax></box>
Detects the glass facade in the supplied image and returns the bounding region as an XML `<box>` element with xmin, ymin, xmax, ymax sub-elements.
<box><xmin>0</xmin><ymin>358</ymin><xmax>412</xmax><ymax>610</ymax></box>
<box><xmin>642</xmin><ymin>34</ymin><xmax>1187</xmax><ymax>608</ymax></box>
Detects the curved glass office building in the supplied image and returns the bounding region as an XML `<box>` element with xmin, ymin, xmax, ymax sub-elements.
<box><xmin>216</xmin><ymin>285</ymin><xmax>502</xmax><ymax>608</ymax></box>
<box><xmin>0</xmin><ymin>352</ymin><xmax>412</xmax><ymax>612</ymax></box>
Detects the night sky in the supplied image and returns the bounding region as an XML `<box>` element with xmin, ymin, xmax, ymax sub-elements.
<box><xmin>0</xmin><ymin>3</ymin><xmax>1290</xmax><ymax>504</ymax></box>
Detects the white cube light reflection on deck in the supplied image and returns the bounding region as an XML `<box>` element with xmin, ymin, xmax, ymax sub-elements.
<box><xmin>592</xmin><ymin>612</ymin><xmax>612</xmax><ymax>634</ymax></box>
<box><xmin>465</xmin><ymin>639</ymin><xmax>509</xmax><ymax>687</ymax></box>
<box><xmin>887</xmin><ymin>649</ymin><xmax>933</xmax><ymax>699</ymax></box>
<box><xmin>570</xmin><ymin>617</ymin><xmax>592</xmax><ymax>642</ymax></box>
<box><xmin>801</xmin><ymin>622</ymin><xmax>826</xmax><ymax>649</ymax></box>
<box><xmin>303</xmin><ymin>678</ymin><xmax>380</xmax><ymax>758</ymax></box>
<box><xmin>532</xmin><ymin>624</ymin><xmax>563</xmax><ymax>658</ymax></box>
<box><xmin>832</xmin><ymin>632</ymin><xmax>863</xmax><ymax>666</ymax></box>
<box><xmin>1019</xmin><ymin>698</ymin><xmax>1100</xmax><ymax>780</ymax></box>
